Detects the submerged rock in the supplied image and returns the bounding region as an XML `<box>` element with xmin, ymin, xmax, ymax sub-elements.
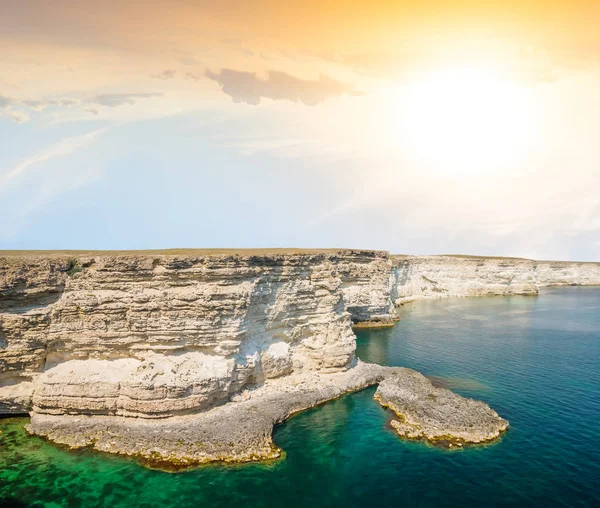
<box><xmin>374</xmin><ymin>369</ymin><xmax>508</xmax><ymax>446</ymax></box>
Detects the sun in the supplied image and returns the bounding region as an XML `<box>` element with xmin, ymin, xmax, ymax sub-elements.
<box><xmin>389</xmin><ymin>66</ymin><xmax>536</xmax><ymax>178</ymax></box>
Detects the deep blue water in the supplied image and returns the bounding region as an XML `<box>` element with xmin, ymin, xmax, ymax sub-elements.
<box><xmin>1</xmin><ymin>287</ymin><xmax>599</xmax><ymax>507</ymax></box>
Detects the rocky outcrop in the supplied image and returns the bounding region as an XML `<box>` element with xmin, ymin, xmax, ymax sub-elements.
<box><xmin>29</xmin><ymin>361</ymin><xmax>398</xmax><ymax>468</ymax></box>
<box><xmin>0</xmin><ymin>250</ymin><xmax>390</xmax><ymax>418</ymax></box>
<box><xmin>339</xmin><ymin>251</ymin><xmax>398</xmax><ymax>327</ymax></box>
<box><xmin>392</xmin><ymin>255</ymin><xmax>600</xmax><ymax>304</ymax></box>
<box><xmin>0</xmin><ymin>249</ymin><xmax>597</xmax><ymax>465</ymax></box>
<box><xmin>0</xmin><ymin>256</ymin><xmax>71</xmax><ymax>414</ymax></box>
<box><xmin>375</xmin><ymin>370</ymin><xmax>509</xmax><ymax>446</ymax></box>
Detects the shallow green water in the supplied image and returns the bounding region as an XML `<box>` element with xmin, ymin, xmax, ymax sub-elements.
<box><xmin>1</xmin><ymin>287</ymin><xmax>599</xmax><ymax>507</ymax></box>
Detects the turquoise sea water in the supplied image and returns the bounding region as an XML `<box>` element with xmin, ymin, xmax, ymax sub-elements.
<box><xmin>1</xmin><ymin>287</ymin><xmax>599</xmax><ymax>507</ymax></box>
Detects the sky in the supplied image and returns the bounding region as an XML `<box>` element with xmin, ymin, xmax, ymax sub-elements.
<box><xmin>1</xmin><ymin>0</ymin><xmax>599</xmax><ymax>260</ymax></box>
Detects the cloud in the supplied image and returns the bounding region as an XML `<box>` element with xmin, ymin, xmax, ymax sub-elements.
<box><xmin>0</xmin><ymin>92</ymin><xmax>157</xmax><ymax>118</ymax></box>
<box><xmin>6</xmin><ymin>111</ymin><xmax>31</xmax><ymax>124</ymax></box>
<box><xmin>205</xmin><ymin>69</ymin><xmax>361</xmax><ymax>106</ymax></box>
<box><xmin>21</xmin><ymin>99</ymin><xmax>47</xmax><ymax>111</ymax></box>
<box><xmin>0</xmin><ymin>95</ymin><xmax>87</xmax><ymax>124</ymax></box>
<box><xmin>88</xmin><ymin>93</ymin><xmax>164</xmax><ymax>108</ymax></box>
<box><xmin>151</xmin><ymin>69</ymin><xmax>176</xmax><ymax>80</ymax></box>
<box><xmin>26</xmin><ymin>98</ymin><xmax>80</xmax><ymax>109</ymax></box>
<box><xmin>185</xmin><ymin>72</ymin><xmax>202</xmax><ymax>81</ymax></box>
<box><xmin>0</xmin><ymin>94</ymin><xmax>15</xmax><ymax>109</ymax></box>
<box><xmin>49</xmin><ymin>98</ymin><xmax>78</xmax><ymax>107</ymax></box>
<box><xmin>3</xmin><ymin>128</ymin><xmax>106</xmax><ymax>182</ymax></box>
<box><xmin>0</xmin><ymin>129</ymin><xmax>105</xmax><ymax>238</ymax></box>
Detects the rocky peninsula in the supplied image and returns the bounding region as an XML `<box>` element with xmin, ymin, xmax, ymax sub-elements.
<box><xmin>1</xmin><ymin>249</ymin><xmax>598</xmax><ymax>467</ymax></box>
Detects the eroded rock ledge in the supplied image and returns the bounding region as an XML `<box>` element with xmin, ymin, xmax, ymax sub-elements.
<box><xmin>0</xmin><ymin>250</ymin><xmax>396</xmax><ymax>418</ymax></box>
<box><xmin>374</xmin><ymin>371</ymin><xmax>509</xmax><ymax>446</ymax></box>
<box><xmin>1</xmin><ymin>249</ymin><xmax>598</xmax><ymax>466</ymax></box>
<box><xmin>28</xmin><ymin>361</ymin><xmax>398</xmax><ymax>469</ymax></box>
<box><xmin>27</xmin><ymin>362</ymin><xmax>509</xmax><ymax>468</ymax></box>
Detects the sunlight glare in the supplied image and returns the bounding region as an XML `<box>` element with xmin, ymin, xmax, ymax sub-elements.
<box><xmin>389</xmin><ymin>67</ymin><xmax>536</xmax><ymax>178</ymax></box>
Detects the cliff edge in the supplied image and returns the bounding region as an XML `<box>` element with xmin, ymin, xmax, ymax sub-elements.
<box><xmin>1</xmin><ymin>249</ymin><xmax>597</xmax><ymax>466</ymax></box>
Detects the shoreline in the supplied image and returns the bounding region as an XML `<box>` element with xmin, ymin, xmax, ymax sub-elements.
<box><xmin>26</xmin><ymin>362</ymin><xmax>399</xmax><ymax>470</ymax></box>
<box><xmin>3</xmin><ymin>251</ymin><xmax>597</xmax><ymax>469</ymax></box>
<box><xmin>26</xmin><ymin>361</ymin><xmax>510</xmax><ymax>470</ymax></box>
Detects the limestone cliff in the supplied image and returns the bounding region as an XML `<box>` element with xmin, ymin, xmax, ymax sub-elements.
<box><xmin>392</xmin><ymin>255</ymin><xmax>600</xmax><ymax>303</ymax></box>
<box><xmin>0</xmin><ymin>249</ymin><xmax>598</xmax><ymax>466</ymax></box>
<box><xmin>339</xmin><ymin>251</ymin><xmax>398</xmax><ymax>327</ymax></box>
<box><xmin>0</xmin><ymin>250</ymin><xmax>391</xmax><ymax>417</ymax></box>
<box><xmin>1</xmin><ymin>250</ymin><xmax>598</xmax><ymax>418</ymax></box>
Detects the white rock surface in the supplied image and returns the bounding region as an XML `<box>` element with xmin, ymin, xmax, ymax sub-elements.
<box><xmin>339</xmin><ymin>252</ymin><xmax>398</xmax><ymax>326</ymax></box>
<box><xmin>28</xmin><ymin>361</ymin><xmax>399</xmax><ymax>467</ymax></box>
<box><xmin>33</xmin><ymin>353</ymin><xmax>236</xmax><ymax>417</ymax></box>
<box><xmin>392</xmin><ymin>255</ymin><xmax>600</xmax><ymax>303</ymax></box>
<box><xmin>0</xmin><ymin>250</ymin><xmax>598</xmax><ymax>465</ymax></box>
<box><xmin>0</xmin><ymin>250</ymin><xmax>388</xmax><ymax>416</ymax></box>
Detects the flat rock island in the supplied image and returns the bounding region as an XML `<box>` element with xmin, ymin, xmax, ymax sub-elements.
<box><xmin>375</xmin><ymin>370</ymin><xmax>509</xmax><ymax>446</ymax></box>
<box><xmin>1</xmin><ymin>249</ymin><xmax>599</xmax><ymax>467</ymax></box>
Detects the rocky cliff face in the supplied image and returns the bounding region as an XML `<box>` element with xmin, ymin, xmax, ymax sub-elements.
<box><xmin>2</xmin><ymin>251</ymin><xmax>598</xmax><ymax>418</ymax></box>
<box><xmin>0</xmin><ymin>250</ymin><xmax>393</xmax><ymax>417</ymax></box>
<box><xmin>339</xmin><ymin>252</ymin><xmax>398</xmax><ymax>327</ymax></box>
<box><xmin>391</xmin><ymin>255</ymin><xmax>600</xmax><ymax>303</ymax></box>
<box><xmin>0</xmin><ymin>250</ymin><xmax>597</xmax><ymax>466</ymax></box>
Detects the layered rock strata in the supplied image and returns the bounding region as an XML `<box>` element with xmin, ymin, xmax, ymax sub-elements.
<box><xmin>29</xmin><ymin>361</ymin><xmax>398</xmax><ymax>468</ymax></box>
<box><xmin>392</xmin><ymin>255</ymin><xmax>600</xmax><ymax>304</ymax></box>
<box><xmin>1</xmin><ymin>249</ymin><xmax>598</xmax><ymax>465</ymax></box>
<box><xmin>375</xmin><ymin>370</ymin><xmax>509</xmax><ymax>446</ymax></box>
<box><xmin>339</xmin><ymin>252</ymin><xmax>398</xmax><ymax>328</ymax></box>
<box><xmin>1</xmin><ymin>250</ymin><xmax>391</xmax><ymax>418</ymax></box>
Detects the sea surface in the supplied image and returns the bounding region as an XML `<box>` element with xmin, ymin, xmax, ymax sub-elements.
<box><xmin>1</xmin><ymin>287</ymin><xmax>599</xmax><ymax>507</ymax></box>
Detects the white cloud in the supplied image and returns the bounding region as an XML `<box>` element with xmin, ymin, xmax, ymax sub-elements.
<box><xmin>21</xmin><ymin>99</ymin><xmax>48</xmax><ymax>111</ymax></box>
<box><xmin>0</xmin><ymin>93</ymin><xmax>163</xmax><ymax>122</ymax></box>
<box><xmin>89</xmin><ymin>93</ymin><xmax>164</xmax><ymax>107</ymax></box>
<box><xmin>6</xmin><ymin>110</ymin><xmax>31</xmax><ymax>124</ymax></box>
<box><xmin>0</xmin><ymin>94</ymin><xmax>15</xmax><ymax>109</ymax></box>
<box><xmin>3</xmin><ymin>128</ymin><xmax>106</xmax><ymax>182</ymax></box>
<box><xmin>0</xmin><ymin>128</ymin><xmax>108</xmax><ymax>240</ymax></box>
<box><xmin>48</xmin><ymin>98</ymin><xmax>79</xmax><ymax>107</ymax></box>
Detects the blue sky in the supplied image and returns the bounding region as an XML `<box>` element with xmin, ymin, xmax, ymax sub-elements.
<box><xmin>1</xmin><ymin>1</ymin><xmax>599</xmax><ymax>260</ymax></box>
